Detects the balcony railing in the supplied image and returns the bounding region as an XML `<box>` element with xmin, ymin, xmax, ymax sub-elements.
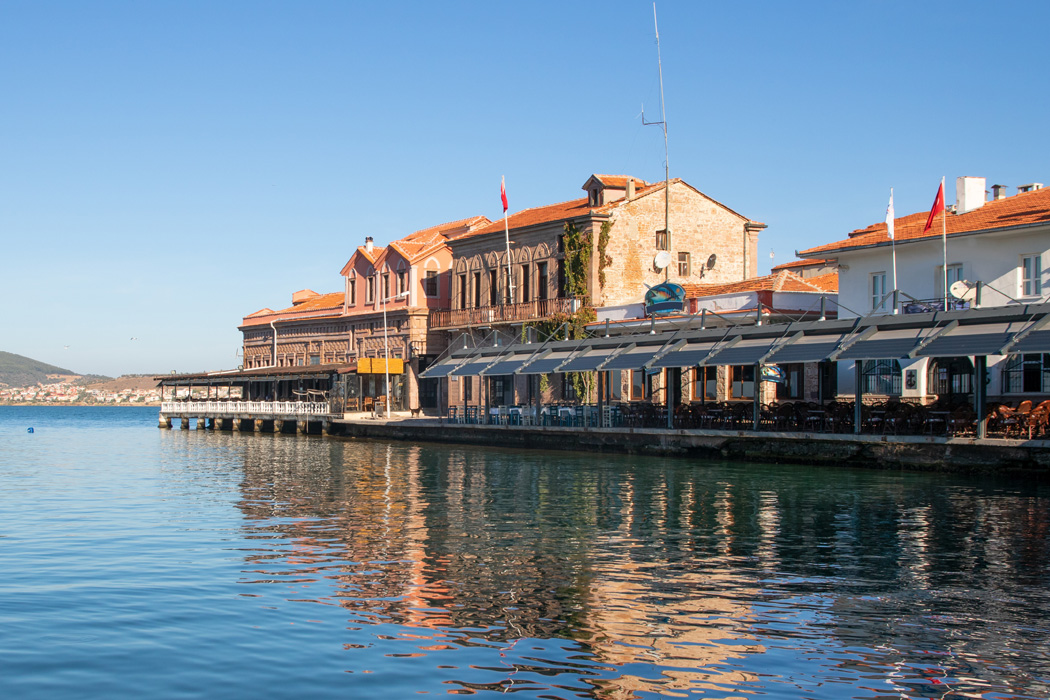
<box><xmin>161</xmin><ymin>401</ymin><xmax>331</xmax><ymax>416</ymax></box>
<box><xmin>901</xmin><ymin>298</ymin><xmax>971</xmax><ymax>314</ymax></box>
<box><xmin>429</xmin><ymin>297</ymin><xmax>589</xmax><ymax>330</ymax></box>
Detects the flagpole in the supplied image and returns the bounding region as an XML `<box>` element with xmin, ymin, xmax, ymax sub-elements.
<box><xmin>941</xmin><ymin>176</ymin><xmax>948</xmax><ymax>306</ymax></box>
<box><xmin>502</xmin><ymin>176</ymin><xmax>513</xmax><ymax>306</ymax></box>
<box><xmin>888</xmin><ymin>188</ymin><xmax>897</xmax><ymax>314</ymax></box>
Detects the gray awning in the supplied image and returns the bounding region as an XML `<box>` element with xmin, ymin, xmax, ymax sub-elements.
<box><xmin>650</xmin><ymin>341</ymin><xmax>718</xmax><ymax>368</ymax></box>
<box><xmin>915</xmin><ymin>321</ymin><xmax>1029</xmax><ymax>357</ymax></box>
<box><xmin>835</xmin><ymin>327</ymin><xmax>936</xmax><ymax>361</ymax></box>
<box><xmin>1012</xmin><ymin>329</ymin><xmax>1050</xmax><ymax>354</ymax></box>
<box><xmin>479</xmin><ymin>353</ymin><xmax>539</xmax><ymax>376</ymax></box>
<box><xmin>517</xmin><ymin>349</ymin><xmax>578</xmax><ymax>374</ymax></box>
<box><xmin>557</xmin><ymin>345</ymin><xmax>624</xmax><ymax>372</ymax></box>
<box><xmin>766</xmin><ymin>333</ymin><xmax>848</xmax><ymax>364</ymax></box>
<box><xmin>450</xmin><ymin>359</ymin><xmax>498</xmax><ymax>377</ymax></box>
<box><xmin>419</xmin><ymin>356</ymin><xmax>467</xmax><ymax>378</ymax></box>
<box><xmin>706</xmin><ymin>337</ymin><xmax>780</xmax><ymax>366</ymax></box>
<box><xmin>600</xmin><ymin>344</ymin><xmax>668</xmax><ymax>371</ymax></box>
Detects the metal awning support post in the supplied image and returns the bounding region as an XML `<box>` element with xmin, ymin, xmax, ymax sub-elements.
<box><xmin>753</xmin><ymin>364</ymin><xmax>761</xmax><ymax>431</ymax></box>
<box><xmin>597</xmin><ymin>371</ymin><xmax>605</xmax><ymax>428</ymax></box>
<box><xmin>667</xmin><ymin>370</ymin><xmax>674</xmax><ymax>430</ymax></box>
<box><xmin>854</xmin><ymin>360</ymin><xmax>863</xmax><ymax>435</ymax></box>
<box><xmin>483</xmin><ymin>374</ymin><xmax>490</xmax><ymax>424</ymax></box>
<box><xmin>975</xmin><ymin>355</ymin><xmax>988</xmax><ymax>439</ymax></box>
<box><xmin>534</xmin><ymin>374</ymin><xmax>541</xmax><ymax>426</ymax></box>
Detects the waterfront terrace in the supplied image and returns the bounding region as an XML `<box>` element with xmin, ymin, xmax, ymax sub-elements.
<box><xmin>421</xmin><ymin>301</ymin><xmax>1050</xmax><ymax>443</ymax></box>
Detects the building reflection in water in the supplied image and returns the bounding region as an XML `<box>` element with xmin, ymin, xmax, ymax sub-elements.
<box><xmin>231</xmin><ymin>435</ymin><xmax>1050</xmax><ymax>698</ymax></box>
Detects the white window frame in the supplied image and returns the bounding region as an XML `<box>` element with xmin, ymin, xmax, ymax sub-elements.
<box><xmin>1021</xmin><ymin>254</ymin><xmax>1043</xmax><ymax>297</ymax></box>
<box><xmin>936</xmin><ymin>263</ymin><xmax>964</xmax><ymax>298</ymax></box>
<box><xmin>677</xmin><ymin>251</ymin><xmax>691</xmax><ymax>277</ymax></box>
<box><xmin>871</xmin><ymin>272</ymin><xmax>888</xmax><ymax>312</ymax></box>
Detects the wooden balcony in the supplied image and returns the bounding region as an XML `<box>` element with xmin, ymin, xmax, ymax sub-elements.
<box><xmin>429</xmin><ymin>297</ymin><xmax>589</xmax><ymax>330</ymax></box>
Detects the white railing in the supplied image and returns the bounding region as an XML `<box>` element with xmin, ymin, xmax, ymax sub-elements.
<box><xmin>161</xmin><ymin>401</ymin><xmax>330</xmax><ymax>416</ymax></box>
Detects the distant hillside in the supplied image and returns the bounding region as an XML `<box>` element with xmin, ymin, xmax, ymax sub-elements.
<box><xmin>83</xmin><ymin>375</ymin><xmax>160</xmax><ymax>392</ymax></box>
<box><xmin>0</xmin><ymin>351</ymin><xmax>111</xmax><ymax>388</ymax></box>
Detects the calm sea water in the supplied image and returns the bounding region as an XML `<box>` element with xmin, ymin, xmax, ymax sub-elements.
<box><xmin>0</xmin><ymin>406</ymin><xmax>1048</xmax><ymax>699</ymax></box>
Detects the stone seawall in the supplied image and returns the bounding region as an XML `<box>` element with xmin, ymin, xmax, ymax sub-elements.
<box><xmin>329</xmin><ymin>420</ymin><xmax>1050</xmax><ymax>476</ymax></box>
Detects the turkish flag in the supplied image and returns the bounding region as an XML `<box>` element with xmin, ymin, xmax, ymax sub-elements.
<box><xmin>501</xmin><ymin>176</ymin><xmax>508</xmax><ymax>213</ymax></box>
<box><xmin>923</xmin><ymin>180</ymin><xmax>945</xmax><ymax>233</ymax></box>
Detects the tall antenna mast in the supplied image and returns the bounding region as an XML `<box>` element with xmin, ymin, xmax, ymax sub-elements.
<box><xmin>643</xmin><ymin>2</ymin><xmax>671</xmax><ymax>280</ymax></box>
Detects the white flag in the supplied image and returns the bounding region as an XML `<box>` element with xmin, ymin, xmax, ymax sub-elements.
<box><xmin>885</xmin><ymin>188</ymin><xmax>895</xmax><ymax>240</ymax></box>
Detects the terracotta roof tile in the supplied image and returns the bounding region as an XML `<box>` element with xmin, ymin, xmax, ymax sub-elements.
<box><xmin>241</xmin><ymin>291</ymin><xmax>345</xmax><ymax>326</ymax></box>
<box><xmin>456</xmin><ymin>176</ymin><xmax>760</xmax><ymax>241</ymax></box>
<box><xmin>800</xmin><ymin>186</ymin><xmax>1050</xmax><ymax>257</ymax></box>
<box><xmin>771</xmin><ymin>258</ymin><xmax>829</xmax><ymax>271</ymax></box>
<box><xmin>592</xmin><ymin>175</ymin><xmax>649</xmax><ymax>188</ymax></box>
<box><xmin>681</xmin><ymin>271</ymin><xmax>829</xmax><ymax>298</ymax></box>
<box><xmin>460</xmin><ymin>197</ymin><xmax>595</xmax><ymax>239</ymax></box>
<box><xmin>388</xmin><ymin>215</ymin><xmax>490</xmax><ymax>261</ymax></box>
<box><xmin>806</xmin><ymin>272</ymin><xmax>839</xmax><ymax>292</ymax></box>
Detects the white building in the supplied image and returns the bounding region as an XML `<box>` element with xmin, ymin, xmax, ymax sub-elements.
<box><xmin>798</xmin><ymin>177</ymin><xmax>1049</xmax><ymax>402</ymax></box>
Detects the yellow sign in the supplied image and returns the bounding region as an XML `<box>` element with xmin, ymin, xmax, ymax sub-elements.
<box><xmin>357</xmin><ymin>358</ymin><xmax>403</xmax><ymax>374</ymax></box>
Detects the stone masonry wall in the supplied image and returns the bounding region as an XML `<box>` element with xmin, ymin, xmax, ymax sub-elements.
<box><xmin>597</xmin><ymin>181</ymin><xmax>757</xmax><ymax>307</ymax></box>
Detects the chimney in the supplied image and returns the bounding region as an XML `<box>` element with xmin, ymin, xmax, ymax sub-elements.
<box><xmin>626</xmin><ymin>178</ymin><xmax>635</xmax><ymax>201</ymax></box>
<box><xmin>991</xmin><ymin>184</ymin><xmax>1009</xmax><ymax>200</ymax></box>
<box><xmin>956</xmin><ymin>176</ymin><xmax>986</xmax><ymax>214</ymax></box>
<box><xmin>1018</xmin><ymin>183</ymin><xmax>1044</xmax><ymax>194</ymax></box>
<box><xmin>365</xmin><ymin>236</ymin><xmax>374</xmax><ymax>253</ymax></box>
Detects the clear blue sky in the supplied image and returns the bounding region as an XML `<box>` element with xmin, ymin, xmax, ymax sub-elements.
<box><xmin>2</xmin><ymin>1</ymin><xmax>1046</xmax><ymax>377</ymax></box>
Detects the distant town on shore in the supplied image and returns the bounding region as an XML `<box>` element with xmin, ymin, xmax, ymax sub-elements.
<box><xmin>0</xmin><ymin>350</ymin><xmax>161</xmax><ymax>405</ymax></box>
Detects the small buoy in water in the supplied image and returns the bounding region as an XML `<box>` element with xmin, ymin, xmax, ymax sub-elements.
<box><xmin>27</xmin><ymin>427</ymin><xmax>34</xmax><ymax>433</ymax></box>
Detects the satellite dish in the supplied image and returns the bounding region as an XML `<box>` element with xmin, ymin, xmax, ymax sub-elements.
<box><xmin>654</xmin><ymin>251</ymin><xmax>672</xmax><ymax>270</ymax></box>
<box><xmin>706</xmin><ymin>254</ymin><xmax>717</xmax><ymax>270</ymax></box>
<box><xmin>950</xmin><ymin>279</ymin><xmax>977</xmax><ymax>301</ymax></box>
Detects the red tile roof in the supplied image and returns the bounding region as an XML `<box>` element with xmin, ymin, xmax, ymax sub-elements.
<box><xmin>806</xmin><ymin>272</ymin><xmax>839</xmax><ymax>292</ymax></box>
<box><xmin>681</xmin><ymin>271</ymin><xmax>830</xmax><ymax>298</ymax></box>
<box><xmin>458</xmin><ymin>177</ymin><xmax>761</xmax><ymax>241</ymax></box>
<box><xmin>387</xmin><ymin>215</ymin><xmax>490</xmax><ymax>262</ymax></box>
<box><xmin>461</xmin><ymin>197</ymin><xmax>595</xmax><ymax>238</ymax></box>
<box><xmin>771</xmin><ymin>258</ymin><xmax>829</xmax><ymax>271</ymax></box>
<box><xmin>800</xmin><ymin>186</ymin><xmax>1050</xmax><ymax>257</ymax></box>
<box><xmin>241</xmin><ymin>291</ymin><xmax>345</xmax><ymax>327</ymax></box>
<box><xmin>591</xmin><ymin>174</ymin><xmax>649</xmax><ymax>188</ymax></box>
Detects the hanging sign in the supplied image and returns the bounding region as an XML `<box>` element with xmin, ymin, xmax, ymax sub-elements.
<box><xmin>644</xmin><ymin>282</ymin><xmax>686</xmax><ymax>316</ymax></box>
<box><xmin>760</xmin><ymin>365</ymin><xmax>784</xmax><ymax>383</ymax></box>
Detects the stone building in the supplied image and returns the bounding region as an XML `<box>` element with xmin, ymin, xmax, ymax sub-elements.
<box><xmin>429</xmin><ymin>174</ymin><xmax>765</xmax><ymax>411</ymax></box>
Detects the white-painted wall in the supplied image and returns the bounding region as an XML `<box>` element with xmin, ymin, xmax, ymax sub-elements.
<box><xmin>832</xmin><ymin>222</ymin><xmax>1049</xmax><ymax>396</ymax></box>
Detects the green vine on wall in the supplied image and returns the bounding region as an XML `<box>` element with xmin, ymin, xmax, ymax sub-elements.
<box><xmin>597</xmin><ymin>220</ymin><xmax>612</xmax><ymax>294</ymax></box>
<box><xmin>522</xmin><ymin>307</ymin><xmax>598</xmax><ymax>402</ymax></box>
<box><xmin>562</xmin><ymin>222</ymin><xmax>591</xmax><ymax>298</ymax></box>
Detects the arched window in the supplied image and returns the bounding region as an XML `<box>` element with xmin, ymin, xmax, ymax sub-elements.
<box><xmin>926</xmin><ymin>357</ymin><xmax>973</xmax><ymax>400</ymax></box>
